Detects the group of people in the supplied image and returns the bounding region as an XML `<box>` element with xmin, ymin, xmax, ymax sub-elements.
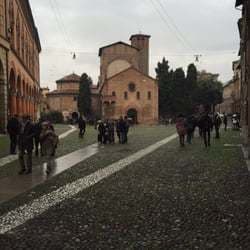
<box><xmin>176</xmin><ymin>112</ymin><xmax>229</xmax><ymax>148</ymax></box>
<box><xmin>7</xmin><ymin>115</ymin><xmax>58</xmax><ymax>175</ymax></box>
<box><xmin>95</xmin><ymin>116</ymin><xmax>130</xmax><ymax>145</ymax></box>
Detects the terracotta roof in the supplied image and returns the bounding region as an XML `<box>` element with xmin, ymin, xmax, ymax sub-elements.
<box><xmin>47</xmin><ymin>89</ymin><xmax>79</xmax><ymax>96</ymax></box>
<box><xmin>107</xmin><ymin>66</ymin><xmax>156</xmax><ymax>82</ymax></box>
<box><xmin>100</xmin><ymin>67</ymin><xmax>156</xmax><ymax>92</ymax></box>
<box><xmin>56</xmin><ymin>73</ymin><xmax>81</xmax><ymax>83</ymax></box>
<box><xmin>99</xmin><ymin>41</ymin><xmax>139</xmax><ymax>56</ymax></box>
<box><xmin>129</xmin><ymin>34</ymin><xmax>151</xmax><ymax>40</ymax></box>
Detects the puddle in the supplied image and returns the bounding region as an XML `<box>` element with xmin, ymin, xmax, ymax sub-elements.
<box><xmin>0</xmin><ymin>143</ymin><xmax>98</xmax><ymax>204</ymax></box>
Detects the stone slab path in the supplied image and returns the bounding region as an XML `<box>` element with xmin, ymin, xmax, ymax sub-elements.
<box><xmin>0</xmin><ymin>125</ymin><xmax>76</xmax><ymax>168</ymax></box>
<box><xmin>0</xmin><ymin>143</ymin><xmax>98</xmax><ymax>204</ymax></box>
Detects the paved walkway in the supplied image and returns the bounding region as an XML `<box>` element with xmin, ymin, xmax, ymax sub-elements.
<box><xmin>0</xmin><ymin>125</ymin><xmax>76</xmax><ymax>168</ymax></box>
<box><xmin>0</xmin><ymin>134</ymin><xmax>178</xmax><ymax>234</ymax></box>
<box><xmin>0</xmin><ymin>143</ymin><xmax>98</xmax><ymax>204</ymax></box>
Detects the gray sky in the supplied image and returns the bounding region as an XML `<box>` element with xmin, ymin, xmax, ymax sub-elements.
<box><xmin>30</xmin><ymin>0</ymin><xmax>241</xmax><ymax>90</ymax></box>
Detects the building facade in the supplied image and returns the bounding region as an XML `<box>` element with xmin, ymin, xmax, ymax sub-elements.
<box><xmin>216</xmin><ymin>60</ymin><xmax>241</xmax><ymax>115</ymax></box>
<box><xmin>0</xmin><ymin>0</ymin><xmax>41</xmax><ymax>132</ymax></box>
<box><xmin>46</xmin><ymin>73</ymin><xmax>100</xmax><ymax>121</ymax></box>
<box><xmin>236</xmin><ymin>0</ymin><xmax>249</xmax><ymax>145</ymax></box>
<box><xmin>99</xmin><ymin>34</ymin><xmax>158</xmax><ymax>124</ymax></box>
<box><xmin>46</xmin><ymin>34</ymin><xmax>159</xmax><ymax>124</ymax></box>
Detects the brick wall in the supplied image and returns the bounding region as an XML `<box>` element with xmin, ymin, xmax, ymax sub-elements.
<box><xmin>0</xmin><ymin>46</ymin><xmax>7</xmax><ymax>132</ymax></box>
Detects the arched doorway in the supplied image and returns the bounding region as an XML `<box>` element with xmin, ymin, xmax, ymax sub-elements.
<box><xmin>8</xmin><ymin>68</ymin><xmax>16</xmax><ymax>117</ymax></box>
<box><xmin>0</xmin><ymin>60</ymin><xmax>5</xmax><ymax>132</ymax></box>
<box><xmin>127</xmin><ymin>108</ymin><xmax>138</xmax><ymax>124</ymax></box>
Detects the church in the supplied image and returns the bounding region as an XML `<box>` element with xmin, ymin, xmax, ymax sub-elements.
<box><xmin>99</xmin><ymin>34</ymin><xmax>159</xmax><ymax>124</ymax></box>
<box><xmin>46</xmin><ymin>34</ymin><xmax>159</xmax><ymax>124</ymax></box>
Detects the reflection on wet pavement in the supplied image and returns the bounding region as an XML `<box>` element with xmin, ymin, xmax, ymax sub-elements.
<box><xmin>0</xmin><ymin>143</ymin><xmax>98</xmax><ymax>204</ymax></box>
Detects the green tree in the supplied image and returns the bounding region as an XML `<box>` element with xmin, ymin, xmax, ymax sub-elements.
<box><xmin>78</xmin><ymin>73</ymin><xmax>92</xmax><ymax>118</ymax></box>
<box><xmin>155</xmin><ymin>57</ymin><xmax>174</xmax><ymax>117</ymax></box>
<box><xmin>194</xmin><ymin>79</ymin><xmax>223</xmax><ymax>112</ymax></box>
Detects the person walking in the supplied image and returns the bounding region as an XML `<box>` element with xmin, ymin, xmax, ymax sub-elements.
<box><xmin>34</xmin><ymin>119</ymin><xmax>42</xmax><ymax>156</ymax></box>
<box><xmin>78</xmin><ymin>116</ymin><xmax>86</xmax><ymax>138</ymax></box>
<box><xmin>7</xmin><ymin>115</ymin><xmax>20</xmax><ymax>154</ymax></box>
<box><xmin>118</xmin><ymin>117</ymin><xmax>126</xmax><ymax>144</ymax></box>
<box><xmin>18</xmin><ymin>115</ymin><xmax>35</xmax><ymax>175</ymax></box>
<box><xmin>214</xmin><ymin>113</ymin><xmax>222</xmax><ymax>139</ymax></box>
<box><xmin>124</xmin><ymin>116</ymin><xmax>130</xmax><ymax>144</ymax></box>
<box><xmin>223</xmin><ymin>113</ymin><xmax>228</xmax><ymax>131</ymax></box>
<box><xmin>176</xmin><ymin>114</ymin><xmax>186</xmax><ymax>147</ymax></box>
<box><xmin>200</xmin><ymin>112</ymin><xmax>213</xmax><ymax>148</ymax></box>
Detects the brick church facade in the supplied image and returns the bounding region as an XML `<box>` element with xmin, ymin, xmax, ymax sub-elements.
<box><xmin>0</xmin><ymin>0</ymin><xmax>41</xmax><ymax>132</ymax></box>
<box><xmin>46</xmin><ymin>34</ymin><xmax>159</xmax><ymax>124</ymax></box>
<box><xmin>99</xmin><ymin>34</ymin><xmax>158</xmax><ymax>124</ymax></box>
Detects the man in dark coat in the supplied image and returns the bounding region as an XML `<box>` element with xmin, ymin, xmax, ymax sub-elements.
<box><xmin>7</xmin><ymin>115</ymin><xmax>20</xmax><ymax>154</ymax></box>
<box><xmin>200</xmin><ymin>112</ymin><xmax>213</xmax><ymax>147</ymax></box>
<box><xmin>78</xmin><ymin>116</ymin><xmax>86</xmax><ymax>138</ymax></box>
<box><xmin>18</xmin><ymin>115</ymin><xmax>35</xmax><ymax>174</ymax></box>
<box><xmin>124</xmin><ymin>116</ymin><xmax>130</xmax><ymax>144</ymax></box>
<box><xmin>117</xmin><ymin>117</ymin><xmax>126</xmax><ymax>144</ymax></box>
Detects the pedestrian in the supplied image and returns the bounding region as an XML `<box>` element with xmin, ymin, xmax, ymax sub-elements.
<box><xmin>116</xmin><ymin>119</ymin><xmax>121</xmax><ymax>143</ymax></box>
<box><xmin>118</xmin><ymin>116</ymin><xmax>126</xmax><ymax>144</ymax></box>
<box><xmin>34</xmin><ymin>119</ymin><xmax>42</xmax><ymax>156</ymax></box>
<box><xmin>214</xmin><ymin>113</ymin><xmax>222</xmax><ymax>139</ymax></box>
<box><xmin>200</xmin><ymin>112</ymin><xmax>213</xmax><ymax>148</ymax></box>
<box><xmin>7</xmin><ymin>114</ymin><xmax>20</xmax><ymax>154</ymax></box>
<box><xmin>223</xmin><ymin>113</ymin><xmax>228</xmax><ymax>131</ymax></box>
<box><xmin>124</xmin><ymin>116</ymin><xmax>130</xmax><ymax>144</ymax></box>
<box><xmin>176</xmin><ymin>114</ymin><xmax>186</xmax><ymax>147</ymax></box>
<box><xmin>78</xmin><ymin>116</ymin><xmax>86</xmax><ymax>138</ymax></box>
<box><xmin>185</xmin><ymin>115</ymin><xmax>196</xmax><ymax>144</ymax></box>
<box><xmin>40</xmin><ymin>121</ymin><xmax>59</xmax><ymax>156</ymax></box>
<box><xmin>97</xmin><ymin>120</ymin><xmax>105</xmax><ymax>144</ymax></box>
<box><xmin>109</xmin><ymin>121</ymin><xmax>115</xmax><ymax>144</ymax></box>
<box><xmin>18</xmin><ymin>115</ymin><xmax>35</xmax><ymax>175</ymax></box>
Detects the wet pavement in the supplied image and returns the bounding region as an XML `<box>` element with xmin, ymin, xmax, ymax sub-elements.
<box><xmin>0</xmin><ymin>125</ymin><xmax>76</xmax><ymax>168</ymax></box>
<box><xmin>0</xmin><ymin>143</ymin><xmax>98</xmax><ymax>204</ymax></box>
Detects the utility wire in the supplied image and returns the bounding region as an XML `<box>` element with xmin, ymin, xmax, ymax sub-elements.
<box><xmin>52</xmin><ymin>0</ymin><xmax>75</xmax><ymax>49</ymax></box>
<box><xmin>155</xmin><ymin>0</ymin><xmax>195</xmax><ymax>52</ymax></box>
<box><xmin>48</xmin><ymin>0</ymin><xmax>70</xmax><ymax>50</ymax></box>
<box><xmin>148</xmin><ymin>0</ymin><xmax>192</xmax><ymax>52</ymax></box>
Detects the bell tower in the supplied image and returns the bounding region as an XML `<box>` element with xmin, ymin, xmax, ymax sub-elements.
<box><xmin>130</xmin><ymin>34</ymin><xmax>151</xmax><ymax>75</ymax></box>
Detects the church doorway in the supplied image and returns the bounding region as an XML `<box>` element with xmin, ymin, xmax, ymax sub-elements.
<box><xmin>127</xmin><ymin>108</ymin><xmax>138</xmax><ymax>124</ymax></box>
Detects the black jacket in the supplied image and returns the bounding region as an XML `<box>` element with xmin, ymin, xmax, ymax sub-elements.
<box><xmin>18</xmin><ymin>121</ymin><xmax>35</xmax><ymax>151</ymax></box>
<box><xmin>7</xmin><ymin>117</ymin><xmax>20</xmax><ymax>135</ymax></box>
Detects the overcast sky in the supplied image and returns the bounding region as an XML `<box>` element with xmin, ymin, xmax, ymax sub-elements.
<box><xmin>29</xmin><ymin>0</ymin><xmax>241</xmax><ymax>90</ymax></box>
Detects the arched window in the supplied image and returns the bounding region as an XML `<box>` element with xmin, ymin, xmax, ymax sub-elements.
<box><xmin>112</xmin><ymin>91</ymin><xmax>116</xmax><ymax>97</ymax></box>
<box><xmin>0</xmin><ymin>0</ymin><xmax>4</xmax><ymax>35</ymax></box>
<box><xmin>9</xmin><ymin>0</ymin><xmax>15</xmax><ymax>46</ymax></box>
<box><xmin>124</xmin><ymin>91</ymin><xmax>128</xmax><ymax>100</ymax></box>
<box><xmin>16</xmin><ymin>14</ymin><xmax>20</xmax><ymax>53</ymax></box>
<box><xmin>148</xmin><ymin>91</ymin><xmax>151</xmax><ymax>100</ymax></box>
<box><xmin>21</xmin><ymin>24</ymin><xmax>24</xmax><ymax>59</ymax></box>
<box><xmin>136</xmin><ymin>91</ymin><xmax>140</xmax><ymax>100</ymax></box>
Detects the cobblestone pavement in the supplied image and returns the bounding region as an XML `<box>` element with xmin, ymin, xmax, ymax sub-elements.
<box><xmin>0</xmin><ymin>129</ymin><xmax>249</xmax><ymax>249</ymax></box>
